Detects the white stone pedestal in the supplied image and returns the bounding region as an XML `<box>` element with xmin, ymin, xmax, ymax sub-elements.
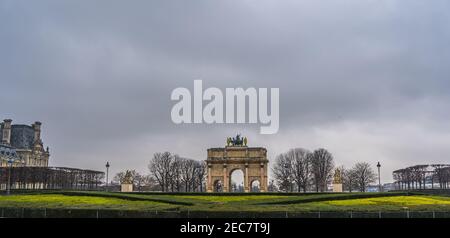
<box><xmin>333</xmin><ymin>183</ymin><xmax>343</xmax><ymax>192</ymax></box>
<box><xmin>121</xmin><ymin>183</ymin><xmax>133</xmax><ymax>192</ymax></box>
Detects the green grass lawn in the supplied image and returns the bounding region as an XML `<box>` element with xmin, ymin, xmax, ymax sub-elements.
<box><xmin>313</xmin><ymin>195</ymin><xmax>450</xmax><ymax>211</ymax></box>
<box><xmin>0</xmin><ymin>194</ymin><xmax>178</xmax><ymax>210</ymax></box>
<box><xmin>1</xmin><ymin>191</ymin><xmax>450</xmax><ymax>212</ymax></box>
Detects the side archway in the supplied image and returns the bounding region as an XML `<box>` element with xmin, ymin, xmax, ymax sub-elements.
<box><xmin>250</xmin><ymin>180</ymin><xmax>261</xmax><ymax>192</ymax></box>
<box><xmin>213</xmin><ymin>179</ymin><xmax>223</xmax><ymax>192</ymax></box>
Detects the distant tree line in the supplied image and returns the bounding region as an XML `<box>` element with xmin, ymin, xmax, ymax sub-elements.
<box><xmin>113</xmin><ymin>152</ymin><xmax>207</xmax><ymax>192</ymax></box>
<box><xmin>148</xmin><ymin>152</ymin><xmax>207</xmax><ymax>192</ymax></box>
<box><xmin>272</xmin><ymin>148</ymin><xmax>377</xmax><ymax>192</ymax></box>
<box><xmin>340</xmin><ymin>162</ymin><xmax>376</xmax><ymax>192</ymax></box>
<box><xmin>393</xmin><ymin>164</ymin><xmax>450</xmax><ymax>190</ymax></box>
<box><xmin>113</xmin><ymin>169</ymin><xmax>157</xmax><ymax>192</ymax></box>
<box><xmin>0</xmin><ymin>167</ymin><xmax>104</xmax><ymax>190</ymax></box>
<box><xmin>272</xmin><ymin>148</ymin><xmax>334</xmax><ymax>192</ymax></box>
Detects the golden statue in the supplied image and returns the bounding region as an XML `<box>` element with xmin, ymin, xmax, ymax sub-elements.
<box><xmin>123</xmin><ymin>170</ymin><xmax>133</xmax><ymax>184</ymax></box>
<box><xmin>333</xmin><ymin>168</ymin><xmax>342</xmax><ymax>184</ymax></box>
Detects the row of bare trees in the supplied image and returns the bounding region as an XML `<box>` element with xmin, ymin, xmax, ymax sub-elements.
<box><xmin>340</xmin><ymin>162</ymin><xmax>377</xmax><ymax>192</ymax></box>
<box><xmin>112</xmin><ymin>152</ymin><xmax>207</xmax><ymax>192</ymax></box>
<box><xmin>272</xmin><ymin>148</ymin><xmax>334</xmax><ymax>192</ymax></box>
<box><xmin>148</xmin><ymin>152</ymin><xmax>206</xmax><ymax>192</ymax></box>
<box><xmin>0</xmin><ymin>167</ymin><xmax>104</xmax><ymax>190</ymax></box>
<box><xmin>113</xmin><ymin>170</ymin><xmax>157</xmax><ymax>192</ymax></box>
<box><xmin>393</xmin><ymin>164</ymin><xmax>450</xmax><ymax>190</ymax></box>
<box><xmin>272</xmin><ymin>148</ymin><xmax>377</xmax><ymax>192</ymax></box>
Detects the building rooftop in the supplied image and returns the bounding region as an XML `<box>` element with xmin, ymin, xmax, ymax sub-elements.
<box><xmin>10</xmin><ymin>124</ymin><xmax>35</xmax><ymax>149</ymax></box>
<box><xmin>0</xmin><ymin>143</ymin><xmax>20</xmax><ymax>161</ymax></box>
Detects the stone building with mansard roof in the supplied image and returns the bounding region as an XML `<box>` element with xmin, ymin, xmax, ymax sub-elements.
<box><xmin>0</xmin><ymin>119</ymin><xmax>50</xmax><ymax>167</ymax></box>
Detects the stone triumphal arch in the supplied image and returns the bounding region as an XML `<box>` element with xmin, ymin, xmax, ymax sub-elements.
<box><xmin>206</xmin><ymin>135</ymin><xmax>268</xmax><ymax>193</ymax></box>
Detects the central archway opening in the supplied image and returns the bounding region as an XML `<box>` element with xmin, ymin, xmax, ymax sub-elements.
<box><xmin>251</xmin><ymin>180</ymin><xmax>261</xmax><ymax>192</ymax></box>
<box><xmin>229</xmin><ymin>169</ymin><xmax>244</xmax><ymax>192</ymax></box>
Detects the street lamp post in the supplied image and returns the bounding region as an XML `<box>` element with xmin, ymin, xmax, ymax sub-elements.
<box><xmin>105</xmin><ymin>162</ymin><xmax>110</xmax><ymax>192</ymax></box>
<box><xmin>7</xmin><ymin>159</ymin><xmax>13</xmax><ymax>195</ymax></box>
<box><xmin>377</xmin><ymin>162</ymin><xmax>381</xmax><ymax>192</ymax></box>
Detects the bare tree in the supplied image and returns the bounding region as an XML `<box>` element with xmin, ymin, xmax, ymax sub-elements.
<box><xmin>393</xmin><ymin>164</ymin><xmax>450</xmax><ymax>190</ymax></box>
<box><xmin>409</xmin><ymin>165</ymin><xmax>428</xmax><ymax>189</ymax></box>
<box><xmin>144</xmin><ymin>175</ymin><xmax>159</xmax><ymax>191</ymax></box>
<box><xmin>268</xmin><ymin>179</ymin><xmax>278</xmax><ymax>192</ymax></box>
<box><xmin>272</xmin><ymin>153</ymin><xmax>294</xmax><ymax>192</ymax></box>
<box><xmin>342</xmin><ymin>167</ymin><xmax>357</xmax><ymax>192</ymax></box>
<box><xmin>352</xmin><ymin>162</ymin><xmax>376</xmax><ymax>192</ymax></box>
<box><xmin>310</xmin><ymin>148</ymin><xmax>334</xmax><ymax>192</ymax></box>
<box><xmin>113</xmin><ymin>171</ymin><xmax>126</xmax><ymax>185</ymax></box>
<box><xmin>148</xmin><ymin>152</ymin><xmax>175</xmax><ymax>192</ymax></box>
<box><xmin>133</xmin><ymin>172</ymin><xmax>151</xmax><ymax>192</ymax></box>
<box><xmin>288</xmin><ymin>148</ymin><xmax>312</xmax><ymax>193</ymax></box>
<box><xmin>193</xmin><ymin>160</ymin><xmax>206</xmax><ymax>192</ymax></box>
<box><xmin>148</xmin><ymin>152</ymin><xmax>206</xmax><ymax>193</ymax></box>
<box><xmin>433</xmin><ymin>164</ymin><xmax>450</xmax><ymax>189</ymax></box>
<box><xmin>169</xmin><ymin>155</ymin><xmax>183</xmax><ymax>192</ymax></box>
<box><xmin>0</xmin><ymin>167</ymin><xmax>103</xmax><ymax>191</ymax></box>
<box><xmin>180</xmin><ymin>158</ymin><xmax>197</xmax><ymax>192</ymax></box>
<box><xmin>113</xmin><ymin>170</ymin><xmax>143</xmax><ymax>189</ymax></box>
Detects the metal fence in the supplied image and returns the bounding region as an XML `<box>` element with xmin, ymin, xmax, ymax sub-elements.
<box><xmin>1</xmin><ymin>208</ymin><xmax>450</xmax><ymax>218</ymax></box>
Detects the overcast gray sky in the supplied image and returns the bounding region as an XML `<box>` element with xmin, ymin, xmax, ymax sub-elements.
<box><xmin>1</xmin><ymin>0</ymin><xmax>450</xmax><ymax>183</ymax></box>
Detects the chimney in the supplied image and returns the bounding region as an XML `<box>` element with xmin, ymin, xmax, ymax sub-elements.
<box><xmin>33</xmin><ymin>121</ymin><xmax>42</xmax><ymax>143</ymax></box>
<box><xmin>2</xmin><ymin>119</ymin><xmax>12</xmax><ymax>145</ymax></box>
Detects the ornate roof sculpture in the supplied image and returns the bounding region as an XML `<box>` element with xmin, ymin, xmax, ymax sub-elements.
<box><xmin>226</xmin><ymin>134</ymin><xmax>247</xmax><ymax>147</ymax></box>
<box><xmin>122</xmin><ymin>170</ymin><xmax>134</xmax><ymax>184</ymax></box>
<box><xmin>0</xmin><ymin>143</ymin><xmax>20</xmax><ymax>160</ymax></box>
<box><xmin>333</xmin><ymin>168</ymin><xmax>343</xmax><ymax>184</ymax></box>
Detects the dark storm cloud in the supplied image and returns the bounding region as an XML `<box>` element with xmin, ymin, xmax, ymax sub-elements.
<box><xmin>1</xmin><ymin>0</ymin><xmax>450</xmax><ymax>181</ymax></box>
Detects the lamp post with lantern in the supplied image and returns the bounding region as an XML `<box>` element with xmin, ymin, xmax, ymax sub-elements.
<box><xmin>105</xmin><ymin>162</ymin><xmax>110</xmax><ymax>192</ymax></box>
<box><xmin>377</xmin><ymin>162</ymin><xmax>382</xmax><ymax>192</ymax></box>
